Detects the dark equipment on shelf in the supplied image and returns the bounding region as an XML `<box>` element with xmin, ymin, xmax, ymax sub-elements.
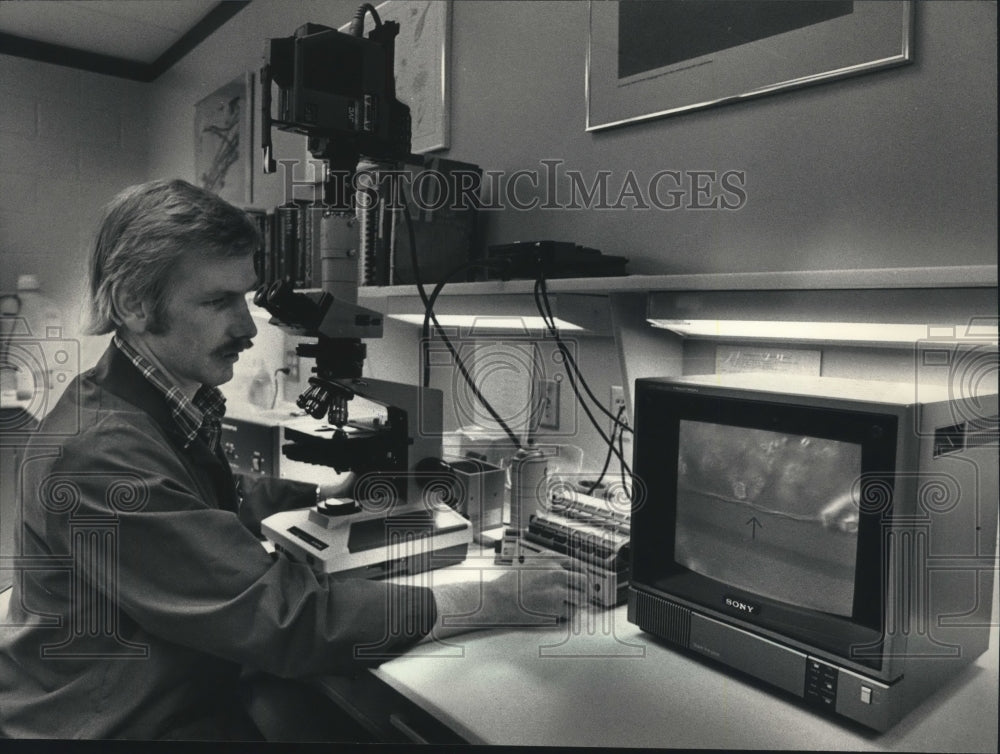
<box><xmin>483</xmin><ymin>241</ymin><xmax>629</xmax><ymax>281</ymax></box>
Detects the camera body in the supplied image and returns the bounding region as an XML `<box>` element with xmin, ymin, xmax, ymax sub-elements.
<box><xmin>264</xmin><ymin>20</ymin><xmax>412</xmax><ymax>205</ymax></box>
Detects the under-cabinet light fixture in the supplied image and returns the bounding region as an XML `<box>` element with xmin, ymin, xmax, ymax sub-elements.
<box><xmin>646</xmin><ymin>319</ymin><xmax>999</xmax><ymax>345</ymax></box>
<box><xmin>388</xmin><ymin>314</ymin><xmax>582</xmax><ymax>332</ymax></box>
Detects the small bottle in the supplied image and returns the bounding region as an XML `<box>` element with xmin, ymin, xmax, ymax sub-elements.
<box><xmin>247</xmin><ymin>360</ymin><xmax>272</xmax><ymax>409</ymax></box>
<box><xmin>509</xmin><ymin>444</ymin><xmax>548</xmax><ymax>532</ymax></box>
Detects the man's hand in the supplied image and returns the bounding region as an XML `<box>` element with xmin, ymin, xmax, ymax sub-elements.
<box><xmin>425</xmin><ymin>567</ymin><xmax>588</xmax><ymax>641</ymax></box>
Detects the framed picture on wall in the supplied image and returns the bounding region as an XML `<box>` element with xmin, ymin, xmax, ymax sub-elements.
<box><xmin>344</xmin><ymin>0</ymin><xmax>452</xmax><ymax>153</ymax></box>
<box><xmin>194</xmin><ymin>72</ymin><xmax>254</xmax><ymax>204</ymax></box>
<box><xmin>586</xmin><ymin>0</ymin><xmax>914</xmax><ymax>131</ymax></box>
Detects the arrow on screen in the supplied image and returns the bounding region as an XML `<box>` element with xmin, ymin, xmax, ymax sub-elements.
<box><xmin>746</xmin><ymin>516</ymin><xmax>763</xmax><ymax>540</ymax></box>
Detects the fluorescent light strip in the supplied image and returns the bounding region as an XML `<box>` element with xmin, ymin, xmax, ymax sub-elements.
<box><xmin>647</xmin><ymin>319</ymin><xmax>999</xmax><ymax>345</ymax></box>
<box><xmin>390</xmin><ymin>314</ymin><xmax>583</xmax><ymax>331</ymax></box>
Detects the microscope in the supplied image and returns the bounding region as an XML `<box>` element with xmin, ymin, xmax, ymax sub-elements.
<box><xmin>254</xmin><ymin>8</ymin><xmax>471</xmax><ymax>577</ymax></box>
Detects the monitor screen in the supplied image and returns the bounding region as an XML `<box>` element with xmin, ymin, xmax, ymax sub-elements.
<box><xmin>675</xmin><ymin>420</ymin><xmax>862</xmax><ymax>617</ymax></box>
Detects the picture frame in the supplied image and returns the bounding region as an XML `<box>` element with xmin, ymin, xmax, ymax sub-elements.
<box><xmin>194</xmin><ymin>71</ymin><xmax>254</xmax><ymax>204</ymax></box>
<box><xmin>346</xmin><ymin>0</ymin><xmax>451</xmax><ymax>153</ymax></box>
<box><xmin>586</xmin><ymin>0</ymin><xmax>914</xmax><ymax>132</ymax></box>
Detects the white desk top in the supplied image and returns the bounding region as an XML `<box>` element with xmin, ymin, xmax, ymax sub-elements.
<box><xmin>371</xmin><ymin>556</ymin><xmax>999</xmax><ymax>751</ymax></box>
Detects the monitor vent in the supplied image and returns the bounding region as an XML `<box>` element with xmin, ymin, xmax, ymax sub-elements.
<box><xmin>933</xmin><ymin>414</ymin><xmax>999</xmax><ymax>457</ymax></box>
<box><xmin>633</xmin><ymin>591</ymin><xmax>691</xmax><ymax>647</ymax></box>
<box><xmin>966</xmin><ymin>414</ymin><xmax>999</xmax><ymax>450</ymax></box>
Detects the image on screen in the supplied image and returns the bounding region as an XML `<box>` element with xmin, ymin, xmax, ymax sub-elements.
<box><xmin>675</xmin><ymin>420</ymin><xmax>862</xmax><ymax>616</ymax></box>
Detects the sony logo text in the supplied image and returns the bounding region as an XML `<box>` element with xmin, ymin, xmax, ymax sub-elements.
<box><xmin>725</xmin><ymin>597</ymin><xmax>759</xmax><ymax>615</ymax></box>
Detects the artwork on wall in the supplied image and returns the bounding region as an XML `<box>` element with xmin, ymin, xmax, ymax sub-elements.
<box><xmin>194</xmin><ymin>72</ymin><xmax>254</xmax><ymax>204</ymax></box>
<box><xmin>586</xmin><ymin>0</ymin><xmax>913</xmax><ymax>131</ymax></box>
<box><xmin>345</xmin><ymin>0</ymin><xmax>451</xmax><ymax>153</ymax></box>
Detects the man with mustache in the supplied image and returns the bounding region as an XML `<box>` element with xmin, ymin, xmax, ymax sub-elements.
<box><xmin>0</xmin><ymin>179</ymin><xmax>577</xmax><ymax>740</ymax></box>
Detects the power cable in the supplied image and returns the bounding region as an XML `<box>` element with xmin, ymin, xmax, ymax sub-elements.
<box><xmin>533</xmin><ymin>276</ymin><xmax>633</xmax><ymax>488</ymax></box>
<box><xmin>401</xmin><ymin>200</ymin><xmax>523</xmax><ymax>450</ymax></box>
<box><xmin>535</xmin><ymin>275</ymin><xmax>631</xmax><ymax>433</ymax></box>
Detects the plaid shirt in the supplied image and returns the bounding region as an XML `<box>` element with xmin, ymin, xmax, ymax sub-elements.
<box><xmin>113</xmin><ymin>334</ymin><xmax>227</xmax><ymax>453</ymax></box>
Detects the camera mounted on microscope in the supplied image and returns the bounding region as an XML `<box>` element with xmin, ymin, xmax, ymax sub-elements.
<box><xmin>261</xmin><ymin>7</ymin><xmax>414</xmax><ymax>210</ymax></box>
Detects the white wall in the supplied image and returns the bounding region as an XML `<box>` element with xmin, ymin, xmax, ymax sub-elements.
<box><xmin>0</xmin><ymin>54</ymin><xmax>151</xmax><ymax>374</ymax></box>
<box><xmin>444</xmin><ymin>0</ymin><xmax>998</xmax><ymax>274</ymax></box>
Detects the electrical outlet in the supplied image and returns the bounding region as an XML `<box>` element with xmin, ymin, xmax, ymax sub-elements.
<box><xmin>285</xmin><ymin>350</ymin><xmax>300</xmax><ymax>382</ymax></box>
<box><xmin>539</xmin><ymin>379</ymin><xmax>560</xmax><ymax>429</ymax></box>
<box><xmin>610</xmin><ymin>385</ymin><xmax>629</xmax><ymax>435</ymax></box>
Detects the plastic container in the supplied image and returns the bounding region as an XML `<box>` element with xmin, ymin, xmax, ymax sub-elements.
<box><xmin>247</xmin><ymin>361</ymin><xmax>273</xmax><ymax>409</ymax></box>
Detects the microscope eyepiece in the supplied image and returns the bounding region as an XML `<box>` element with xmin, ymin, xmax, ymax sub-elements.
<box><xmin>253</xmin><ymin>279</ymin><xmax>327</xmax><ymax>329</ymax></box>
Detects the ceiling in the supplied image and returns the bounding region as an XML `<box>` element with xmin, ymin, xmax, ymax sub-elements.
<box><xmin>0</xmin><ymin>0</ymin><xmax>250</xmax><ymax>81</ymax></box>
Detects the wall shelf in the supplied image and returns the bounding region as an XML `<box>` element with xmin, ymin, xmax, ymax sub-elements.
<box><xmin>357</xmin><ymin>265</ymin><xmax>998</xmax><ymax>299</ymax></box>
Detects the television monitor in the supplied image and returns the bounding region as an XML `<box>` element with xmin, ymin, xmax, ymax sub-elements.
<box><xmin>628</xmin><ymin>373</ymin><xmax>998</xmax><ymax>731</ymax></box>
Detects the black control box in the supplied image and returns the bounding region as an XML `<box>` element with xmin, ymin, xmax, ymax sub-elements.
<box><xmin>482</xmin><ymin>241</ymin><xmax>628</xmax><ymax>281</ymax></box>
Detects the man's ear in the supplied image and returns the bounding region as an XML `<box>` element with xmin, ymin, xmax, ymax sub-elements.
<box><xmin>114</xmin><ymin>290</ymin><xmax>151</xmax><ymax>335</ymax></box>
